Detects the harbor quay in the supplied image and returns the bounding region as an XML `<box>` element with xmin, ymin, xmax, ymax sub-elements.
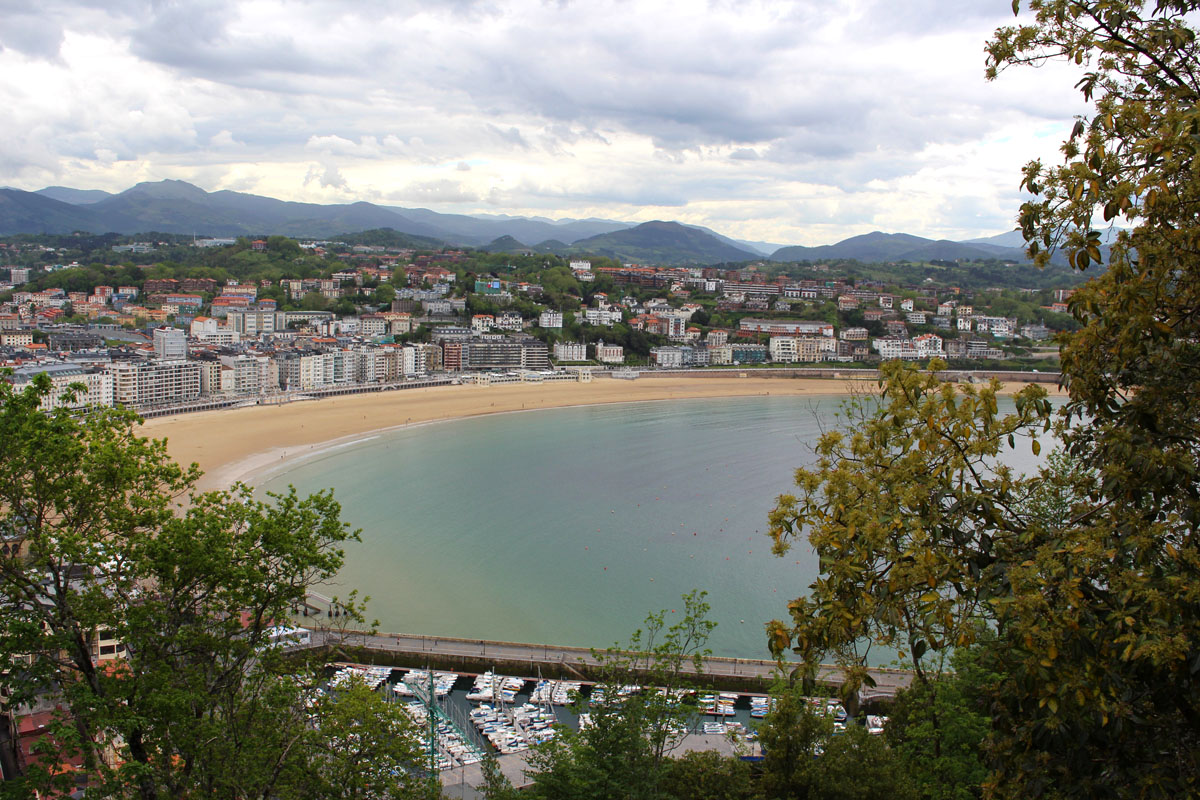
<box><xmin>300</xmin><ymin>627</ymin><xmax>913</xmax><ymax>699</ymax></box>
<box><xmin>307</xmin><ymin>628</ymin><xmax>911</xmax><ymax>798</ymax></box>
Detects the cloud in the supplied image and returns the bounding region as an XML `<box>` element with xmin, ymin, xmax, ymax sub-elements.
<box><xmin>304</xmin><ymin>161</ymin><xmax>348</xmax><ymax>190</ymax></box>
<box><xmin>0</xmin><ymin>0</ymin><xmax>1095</xmax><ymax>243</ymax></box>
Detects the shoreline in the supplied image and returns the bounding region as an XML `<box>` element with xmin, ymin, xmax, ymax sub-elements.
<box><xmin>142</xmin><ymin>374</ymin><xmax>1064</xmax><ymax>491</ymax></box>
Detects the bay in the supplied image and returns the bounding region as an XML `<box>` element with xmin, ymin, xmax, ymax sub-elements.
<box><xmin>257</xmin><ymin>394</ymin><xmax>1046</xmax><ymax>659</ymax></box>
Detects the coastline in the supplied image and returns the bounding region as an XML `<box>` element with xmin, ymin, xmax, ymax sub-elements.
<box><xmin>142</xmin><ymin>374</ymin><xmax>1064</xmax><ymax>491</ymax></box>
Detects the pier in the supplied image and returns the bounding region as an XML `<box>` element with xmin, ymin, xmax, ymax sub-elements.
<box><xmin>301</xmin><ymin>627</ymin><xmax>912</xmax><ymax>700</ymax></box>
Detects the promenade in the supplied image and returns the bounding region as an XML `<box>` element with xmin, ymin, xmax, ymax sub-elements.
<box><xmin>307</xmin><ymin>628</ymin><xmax>912</xmax><ymax>699</ymax></box>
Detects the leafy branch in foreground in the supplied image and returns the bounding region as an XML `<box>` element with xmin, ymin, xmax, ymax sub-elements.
<box><xmin>769</xmin><ymin>2</ymin><xmax>1200</xmax><ymax>792</ymax></box>
<box><xmin>0</xmin><ymin>372</ymin><xmax>415</xmax><ymax>800</ymax></box>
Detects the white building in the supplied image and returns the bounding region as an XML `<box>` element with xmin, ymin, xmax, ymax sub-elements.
<box><xmin>769</xmin><ymin>336</ymin><xmax>837</xmax><ymax>363</ymax></box>
<box><xmin>359</xmin><ymin>315</ymin><xmax>389</xmax><ymax>337</ymax></box>
<box><xmin>583</xmin><ymin>308</ymin><xmax>621</xmax><ymax>327</ymax></box>
<box><xmin>650</xmin><ymin>347</ymin><xmax>685</xmax><ymax>368</ymax></box>
<box><xmin>226</xmin><ymin>309</ymin><xmax>276</xmax><ymax>338</ymax></box>
<box><xmin>872</xmin><ymin>338</ymin><xmax>920</xmax><ymax>361</ymax></box>
<box><xmin>219</xmin><ymin>354</ymin><xmax>274</xmax><ymax>395</ymax></box>
<box><xmin>553</xmin><ymin>341</ymin><xmax>588</xmax><ymax>361</ymax></box>
<box><xmin>277</xmin><ymin>353</ymin><xmax>334</xmax><ymax>391</ymax></box>
<box><xmin>153</xmin><ymin>327</ymin><xmax>187</xmax><ymax>361</ymax></box>
<box><xmin>708</xmin><ymin>344</ymin><xmax>733</xmax><ymax>365</ymax></box>
<box><xmin>496</xmin><ymin>311</ymin><xmax>523</xmax><ymax>331</ymax></box>
<box><xmin>106</xmin><ymin>361</ymin><xmax>202</xmax><ymax>407</ymax></box>
<box><xmin>189</xmin><ymin>316</ymin><xmax>239</xmax><ymax>345</ymax></box>
<box><xmin>538</xmin><ymin>310</ymin><xmax>563</xmax><ymax>329</ymax></box>
<box><xmin>913</xmin><ymin>333</ymin><xmax>944</xmax><ymax>358</ymax></box>
<box><xmin>8</xmin><ymin>364</ymin><xmax>114</xmax><ymax>411</ymax></box>
<box><xmin>471</xmin><ymin>314</ymin><xmax>494</xmax><ymax>333</ymax></box>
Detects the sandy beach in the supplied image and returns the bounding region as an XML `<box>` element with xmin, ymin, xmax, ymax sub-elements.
<box><xmin>141</xmin><ymin>374</ymin><xmax>1062</xmax><ymax>491</ymax></box>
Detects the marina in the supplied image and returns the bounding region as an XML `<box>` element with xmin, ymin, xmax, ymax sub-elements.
<box><xmin>317</xmin><ymin>659</ymin><xmax>875</xmax><ymax>796</ymax></box>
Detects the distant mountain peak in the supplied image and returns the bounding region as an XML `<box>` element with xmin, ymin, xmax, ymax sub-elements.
<box><xmin>121</xmin><ymin>179</ymin><xmax>210</xmax><ymax>201</ymax></box>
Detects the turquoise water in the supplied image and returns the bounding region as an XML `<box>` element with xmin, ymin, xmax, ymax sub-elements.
<box><xmin>257</xmin><ymin>394</ymin><xmax>1046</xmax><ymax>659</ymax></box>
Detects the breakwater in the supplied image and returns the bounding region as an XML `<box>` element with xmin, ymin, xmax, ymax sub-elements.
<box><xmin>301</xmin><ymin>628</ymin><xmax>912</xmax><ymax>700</ymax></box>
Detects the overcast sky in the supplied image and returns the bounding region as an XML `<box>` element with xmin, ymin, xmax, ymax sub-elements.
<box><xmin>0</xmin><ymin>0</ymin><xmax>1090</xmax><ymax>246</ymax></box>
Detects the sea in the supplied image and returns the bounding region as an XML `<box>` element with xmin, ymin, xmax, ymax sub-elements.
<box><xmin>256</xmin><ymin>393</ymin><xmax>1047</xmax><ymax>660</ymax></box>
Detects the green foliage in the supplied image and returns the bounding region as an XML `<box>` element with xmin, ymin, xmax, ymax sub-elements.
<box><xmin>758</xmin><ymin>681</ymin><xmax>914</xmax><ymax>800</ymax></box>
<box><xmin>525</xmin><ymin>591</ymin><xmax>715</xmax><ymax>800</ymax></box>
<box><xmin>770</xmin><ymin>4</ymin><xmax>1200</xmax><ymax>795</ymax></box>
<box><xmin>0</xmin><ymin>374</ymin><xmax>384</xmax><ymax>800</ymax></box>
<box><xmin>659</xmin><ymin>750</ymin><xmax>755</xmax><ymax>800</ymax></box>
<box><xmin>767</xmin><ymin>363</ymin><xmax>1053</xmax><ymax>684</ymax></box>
<box><xmin>299</xmin><ymin>676</ymin><xmax>426</xmax><ymax>800</ymax></box>
<box><xmin>884</xmin><ymin>634</ymin><xmax>996</xmax><ymax>800</ymax></box>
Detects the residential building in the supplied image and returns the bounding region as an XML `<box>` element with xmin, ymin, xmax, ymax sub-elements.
<box><xmin>495</xmin><ymin>311</ymin><xmax>523</xmax><ymax>331</ymax></box>
<box><xmin>729</xmin><ymin>343</ymin><xmax>769</xmax><ymax>364</ymax></box>
<box><xmin>873</xmin><ymin>337</ymin><xmax>920</xmax><ymax>361</ymax></box>
<box><xmin>226</xmin><ymin>309</ymin><xmax>276</xmax><ymax>337</ymax></box>
<box><xmin>583</xmin><ymin>308</ymin><xmax>621</xmax><ymax>326</ymax></box>
<box><xmin>106</xmin><ymin>360</ymin><xmax>202</xmax><ymax>407</ymax></box>
<box><xmin>6</xmin><ymin>363</ymin><xmax>114</xmax><ymax>410</ymax></box>
<box><xmin>650</xmin><ymin>346</ymin><xmax>686</xmax><ymax>368</ymax></box>
<box><xmin>553</xmin><ymin>341</ymin><xmax>588</xmax><ymax>361</ymax></box>
<box><xmin>190</xmin><ymin>316</ymin><xmax>238</xmax><ymax>345</ymax></box>
<box><xmin>738</xmin><ymin>319</ymin><xmax>834</xmax><ymax>337</ymax></box>
<box><xmin>595</xmin><ymin>340</ymin><xmax>624</xmax><ymax>364</ymax></box>
<box><xmin>769</xmin><ymin>336</ymin><xmax>835</xmax><ymax>363</ymax></box>
<box><xmin>538</xmin><ymin>310</ymin><xmax>563</xmax><ymax>329</ymax></box>
<box><xmin>153</xmin><ymin>327</ymin><xmax>187</xmax><ymax>361</ymax></box>
<box><xmin>913</xmin><ymin>333</ymin><xmax>944</xmax><ymax>358</ymax></box>
<box><xmin>0</xmin><ymin>332</ymin><xmax>34</xmax><ymax>347</ymax></box>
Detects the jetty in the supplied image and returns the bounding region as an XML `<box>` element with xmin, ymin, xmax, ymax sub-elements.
<box><xmin>298</xmin><ymin>628</ymin><xmax>911</xmax><ymax>700</ymax></box>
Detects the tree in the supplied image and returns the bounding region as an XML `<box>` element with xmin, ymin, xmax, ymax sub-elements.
<box><xmin>0</xmin><ymin>374</ymin><xmax>369</xmax><ymax>799</ymax></box>
<box><xmin>299</xmin><ymin>675</ymin><xmax>426</xmax><ymax>800</ymax></box>
<box><xmin>524</xmin><ymin>591</ymin><xmax>715</xmax><ymax>800</ymax></box>
<box><xmin>372</xmin><ymin>282</ymin><xmax>396</xmax><ymax>307</ymax></box>
<box><xmin>769</xmin><ymin>2</ymin><xmax>1200</xmax><ymax>795</ymax></box>
<box><xmin>659</xmin><ymin>750</ymin><xmax>755</xmax><ymax>800</ymax></box>
<box><xmin>884</xmin><ymin>633</ymin><xmax>996</xmax><ymax>800</ymax></box>
<box><xmin>759</xmin><ymin>679</ymin><xmax>914</xmax><ymax>800</ymax></box>
<box><xmin>301</xmin><ymin>290</ymin><xmax>329</xmax><ymax>311</ymax></box>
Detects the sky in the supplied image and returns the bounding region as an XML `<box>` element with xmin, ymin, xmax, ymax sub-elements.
<box><xmin>0</xmin><ymin>0</ymin><xmax>1092</xmax><ymax>246</ymax></box>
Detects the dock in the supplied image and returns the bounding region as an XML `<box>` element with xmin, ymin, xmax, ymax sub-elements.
<box><xmin>300</xmin><ymin>628</ymin><xmax>911</xmax><ymax>700</ymax></box>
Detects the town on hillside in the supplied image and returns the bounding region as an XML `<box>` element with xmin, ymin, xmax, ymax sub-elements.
<box><xmin>0</xmin><ymin>233</ymin><xmax>1078</xmax><ymax>413</ymax></box>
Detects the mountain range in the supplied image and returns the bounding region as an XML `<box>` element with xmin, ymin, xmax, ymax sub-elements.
<box><xmin>0</xmin><ymin>180</ymin><xmax>1036</xmax><ymax>266</ymax></box>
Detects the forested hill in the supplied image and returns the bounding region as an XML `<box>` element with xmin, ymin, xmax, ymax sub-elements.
<box><xmin>567</xmin><ymin>221</ymin><xmax>759</xmax><ymax>265</ymax></box>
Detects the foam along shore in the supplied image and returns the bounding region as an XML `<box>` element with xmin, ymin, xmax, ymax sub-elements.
<box><xmin>141</xmin><ymin>374</ymin><xmax>1064</xmax><ymax>492</ymax></box>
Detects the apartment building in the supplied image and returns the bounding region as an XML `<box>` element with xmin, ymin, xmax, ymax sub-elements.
<box><xmin>106</xmin><ymin>360</ymin><xmax>202</xmax><ymax>407</ymax></box>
